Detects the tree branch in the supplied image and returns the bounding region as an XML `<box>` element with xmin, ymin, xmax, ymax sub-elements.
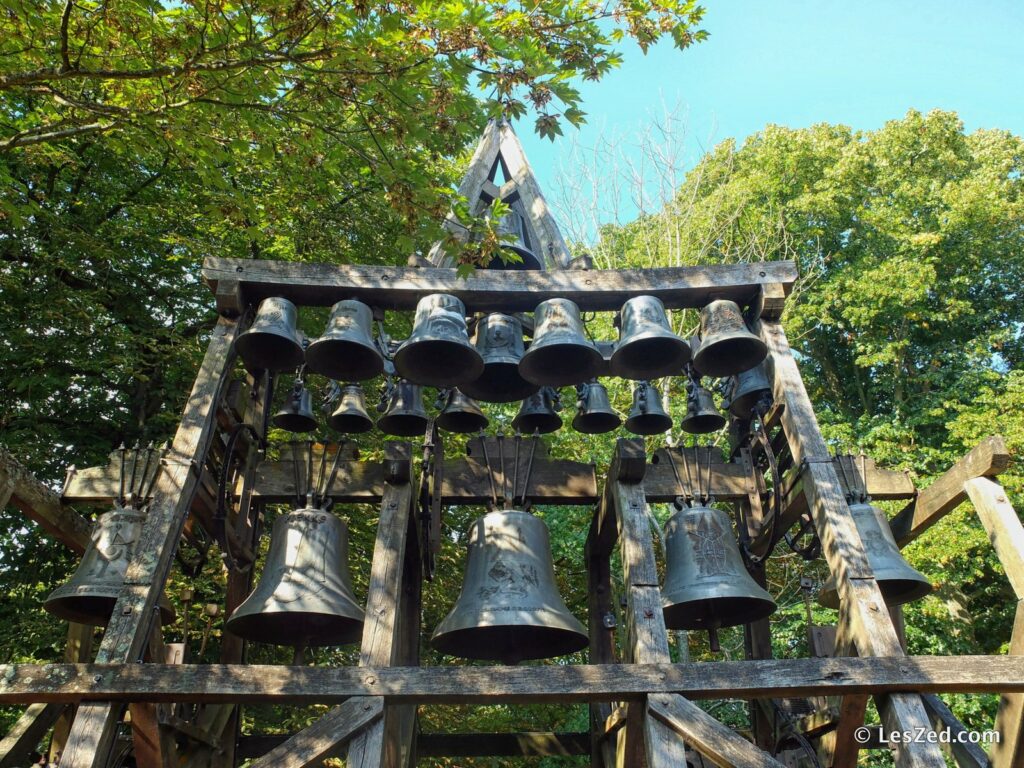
<box><xmin>0</xmin><ymin>121</ymin><xmax>117</xmax><ymax>151</ymax></box>
<box><xmin>59</xmin><ymin>0</ymin><xmax>74</xmax><ymax>72</ymax></box>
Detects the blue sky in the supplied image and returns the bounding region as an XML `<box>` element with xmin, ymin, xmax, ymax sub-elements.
<box><xmin>512</xmin><ymin>0</ymin><xmax>1024</xmax><ymax>224</ymax></box>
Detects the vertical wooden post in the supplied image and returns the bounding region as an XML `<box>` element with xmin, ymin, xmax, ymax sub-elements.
<box><xmin>585</xmin><ymin>520</ymin><xmax>618</xmax><ymax>768</ymax></box>
<box><xmin>46</xmin><ymin>622</ymin><xmax>94</xmax><ymax>763</ymax></box>
<box><xmin>57</xmin><ymin>317</ymin><xmax>241</xmax><ymax>768</ymax></box>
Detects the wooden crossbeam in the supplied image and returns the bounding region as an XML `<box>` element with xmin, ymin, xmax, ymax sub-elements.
<box><xmin>0</xmin><ymin>703</ymin><xmax>63</xmax><ymax>768</ymax></box>
<box><xmin>240</xmin><ymin>731</ymin><xmax>591</xmax><ymax>758</ymax></box>
<box><xmin>247</xmin><ymin>698</ymin><xmax>384</xmax><ymax>768</ymax></box>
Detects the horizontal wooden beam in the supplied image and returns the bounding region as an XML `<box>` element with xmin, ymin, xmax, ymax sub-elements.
<box><xmin>2</xmin><ymin>656</ymin><xmax>1022</xmax><ymax>706</ymax></box>
<box><xmin>202</xmin><ymin>257</ymin><xmax>798</xmax><ymax>314</ymax></box>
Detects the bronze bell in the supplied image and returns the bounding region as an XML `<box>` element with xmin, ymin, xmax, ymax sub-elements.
<box><xmin>273</xmin><ymin>381</ymin><xmax>318</xmax><ymax>433</ymax></box>
<box><xmin>431</xmin><ymin>510</ymin><xmax>588</xmax><ymax>664</ymax></box>
<box><xmin>611</xmin><ymin>296</ymin><xmax>690</xmax><ymax>380</ymax></box>
<box><xmin>512</xmin><ymin>387</ymin><xmax>562</xmax><ymax>434</ymax></box>
<box><xmin>235</xmin><ymin>297</ymin><xmax>305</xmax><ymax>372</ymax></box>
<box><xmin>680</xmin><ymin>380</ymin><xmax>726</xmax><ymax>434</ymax></box>
<box><xmin>818</xmin><ymin>502</ymin><xmax>932</xmax><ymax>609</ymax></box>
<box><xmin>45</xmin><ymin>507</ymin><xmax>176</xmax><ymax>626</ymax></box>
<box><xmin>305</xmin><ymin>300</ymin><xmax>383</xmax><ymax>381</ymax></box>
<box><xmin>394</xmin><ymin>294</ymin><xmax>483</xmax><ymax>388</ymax></box>
<box><xmin>460</xmin><ymin>314</ymin><xmax>539</xmax><ymax>403</ymax></box>
<box><xmin>662</xmin><ymin>504</ymin><xmax>777</xmax><ymax>638</ymax></box>
<box><xmin>519</xmin><ymin>298</ymin><xmax>603</xmax><ymax>387</ymax></box>
<box><xmin>490</xmin><ymin>208</ymin><xmax>542</xmax><ymax>270</ymax></box>
<box><xmin>692</xmin><ymin>299</ymin><xmax>768</xmax><ymax>378</ymax></box>
<box><xmin>328</xmin><ymin>384</ymin><xmax>374</xmax><ymax>434</ymax></box>
<box><xmin>572</xmin><ymin>380</ymin><xmax>621</xmax><ymax>434</ymax></box>
<box><xmin>226</xmin><ymin>508</ymin><xmax>364</xmax><ymax>646</ymax></box>
<box><xmin>726</xmin><ymin>362</ymin><xmax>773</xmax><ymax>418</ymax></box>
<box><xmin>377</xmin><ymin>379</ymin><xmax>429</xmax><ymax>437</ymax></box>
<box><xmin>437</xmin><ymin>389</ymin><xmax>489</xmax><ymax>434</ymax></box>
<box><xmin>625</xmin><ymin>381</ymin><xmax>673</xmax><ymax>435</ymax></box>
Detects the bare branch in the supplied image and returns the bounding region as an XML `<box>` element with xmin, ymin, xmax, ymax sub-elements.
<box><xmin>0</xmin><ymin>121</ymin><xmax>117</xmax><ymax>151</ymax></box>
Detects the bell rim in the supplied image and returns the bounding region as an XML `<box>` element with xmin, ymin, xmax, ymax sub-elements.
<box><xmin>460</xmin><ymin>364</ymin><xmax>540</xmax><ymax>403</ymax></box>
<box><xmin>326</xmin><ymin>415</ymin><xmax>375</xmax><ymax>434</ymax></box>
<box><xmin>305</xmin><ymin>338</ymin><xmax>384</xmax><ymax>381</ymax></box>
<box><xmin>486</xmin><ymin>246</ymin><xmax>543</xmax><ymax>271</ymax></box>
<box><xmin>377</xmin><ymin>414</ymin><xmax>430</xmax><ymax>437</ymax></box>
<box><xmin>679</xmin><ymin>414</ymin><xmax>727</xmax><ymax>434</ymax></box>
<box><xmin>662</xmin><ymin>595</ymin><xmax>777</xmax><ymax>631</ymax></box>
<box><xmin>610</xmin><ymin>330</ymin><xmax>692</xmax><ymax>380</ymax></box>
<box><xmin>692</xmin><ymin>336</ymin><xmax>769</xmax><ymax>378</ymax></box>
<box><xmin>511</xmin><ymin>414</ymin><xmax>562</xmax><ymax>434</ymax></box>
<box><xmin>624</xmin><ymin>414</ymin><xmax>674</xmax><ymax>435</ymax></box>
<box><xmin>272</xmin><ymin>414</ymin><xmax>319</xmax><ymax>433</ymax></box>
<box><xmin>225</xmin><ymin>610</ymin><xmax>365</xmax><ymax>647</ymax></box>
<box><xmin>519</xmin><ymin>344</ymin><xmax>604</xmax><ymax>387</ymax></box>
<box><xmin>436</xmin><ymin>413</ymin><xmax>490</xmax><ymax>433</ymax></box>
<box><xmin>235</xmin><ymin>332</ymin><xmax>305</xmax><ymax>372</ymax></box>
<box><xmin>393</xmin><ymin>339</ymin><xmax>485</xmax><ymax>388</ymax></box>
<box><xmin>728</xmin><ymin>388</ymin><xmax>772</xmax><ymax>418</ymax></box>
<box><xmin>571</xmin><ymin>413</ymin><xmax>622</xmax><ymax>434</ymax></box>
<box><xmin>44</xmin><ymin>592</ymin><xmax>176</xmax><ymax>627</ymax></box>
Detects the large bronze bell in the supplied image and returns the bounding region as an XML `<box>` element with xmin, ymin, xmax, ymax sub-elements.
<box><xmin>45</xmin><ymin>507</ymin><xmax>176</xmax><ymax>626</ymax></box>
<box><xmin>226</xmin><ymin>508</ymin><xmax>364</xmax><ymax>646</ymax></box>
<box><xmin>235</xmin><ymin>297</ymin><xmax>305</xmax><ymax>372</ymax></box>
<box><xmin>273</xmin><ymin>381</ymin><xmax>318</xmax><ymax>433</ymax></box>
<box><xmin>394</xmin><ymin>294</ymin><xmax>483</xmax><ymax>388</ymax></box>
<box><xmin>431</xmin><ymin>510</ymin><xmax>588</xmax><ymax>664</ymax></box>
<box><xmin>437</xmin><ymin>389</ymin><xmax>489</xmax><ymax>433</ymax></box>
<box><xmin>625</xmin><ymin>381</ymin><xmax>673</xmax><ymax>435</ymax></box>
<box><xmin>680</xmin><ymin>381</ymin><xmax>726</xmax><ymax>434</ymax></box>
<box><xmin>490</xmin><ymin>208</ymin><xmax>542</xmax><ymax>270</ymax></box>
<box><xmin>519</xmin><ymin>299</ymin><xmax>603</xmax><ymax>387</ymax></box>
<box><xmin>512</xmin><ymin>387</ymin><xmax>562</xmax><ymax>434</ymax></box>
<box><xmin>327</xmin><ymin>384</ymin><xmax>374</xmax><ymax>434</ymax></box>
<box><xmin>305</xmin><ymin>300</ymin><xmax>383</xmax><ymax>381</ymax></box>
<box><xmin>662</xmin><ymin>504</ymin><xmax>777</xmax><ymax>639</ymax></box>
<box><xmin>611</xmin><ymin>296</ymin><xmax>690</xmax><ymax>380</ymax></box>
<box><xmin>818</xmin><ymin>502</ymin><xmax>932</xmax><ymax>609</ymax></box>
<box><xmin>692</xmin><ymin>300</ymin><xmax>768</xmax><ymax>378</ymax></box>
<box><xmin>460</xmin><ymin>314</ymin><xmax>539</xmax><ymax>403</ymax></box>
<box><xmin>377</xmin><ymin>379</ymin><xmax>429</xmax><ymax>437</ymax></box>
<box><xmin>725</xmin><ymin>362</ymin><xmax>773</xmax><ymax>418</ymax></box>
<box><xmin>571</xmin><ymin>380</ymin><xmax>621</xmax><ymax>434</ymax></box>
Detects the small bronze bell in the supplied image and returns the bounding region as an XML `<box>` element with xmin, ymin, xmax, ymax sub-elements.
<box><xmin>460</xmin><ymin>314</ymin><xmax>539</xmax><ymax>403</ymax></box>
<box><xmin>377</xmin><ymin>379</ymin><xmax>429</xmax><ymax>437</ymax></box>
<box><xmin>437</xmin><ymin>389</ymin><xmax>489</xmax><ymax>433</ymax></box>
<box><xmin>394</xmin><ymin>294</ymin><xmax>483</xmax><ymax>388</ymax></box>
<box><xmin>45</xmin><ymin>507</ymin><xmax>176</xmax><ymax>626</ymax></box>
<box><xmin>611</xmin><ymin>296</ymin><xmax>690</xmax><ymax>380</ymax></box>
<box><xmin>725</xmin><ymin>362</ymin><xmax>773</xmax><ymax>418</ymax></box>
<box><xmin>680</xmin><ymin>381</ymin><xmax>726</xmax><ymax>434</ymax></box>
<box><xmin>235</xmin><ymin>297</ymin><xmax>305</xmax><ymax>372</ymax></box>
<box><xmin>273</xmin><ymin>381</ymin><xmax>318</xmax><ymax>433</ymax></box>
<box><xmin>327</xmin><ymin>384</ymin><xmax>374</xmax><ymax>434</ymax></box>
<box><xmin>226</xmin><ymin>508</ymin><xmax>364</xmax><ymax>646</ymax></box>
<box><xmin>512</xmin><ymin>387</ymin><xmax>562</xmax><ymax>434</ymax></box>
<box><xmin>305</xmin><ymin>300</ymin><xmax>383</xmax><ymax>381</ymax></box>
<box><xmin>431</xmin><ymin>510</ymin><xmax>588</xmax><ymax>663</ymax></box>
<box><xmin>818</xmin><ymin>503</ymin><xmax>932</xmax><ymax>609</ymax></box>
<box><xmin>571</xmin><ymin>380</ymin><xmax>621</xmax><ymax>434</ymax></box>
<box><xmin>624</xmin><ymin>381</ymin><xmax>673</xmax><ymax>435</ymax></box>
<box><xmin>490</xmin><ymin>208</ymin><xmax>542</xmax><ymax>270</ymax></box>
<box><xmin>692</xmin><ymin>300</ymin><xmax>768</xmax><ymax>378</ymax></box>
<box><xmin>662</xmin><ymin>504</ymin><xmax>777</xmax><ymax>638</ymax></box>
<box><xmin>519</xmin><ymin>299</ymin><xmax>603</xmax><ymax>387</ymax></box>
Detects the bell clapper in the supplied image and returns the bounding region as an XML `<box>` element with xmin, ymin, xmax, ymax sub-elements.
<box><xmin>708</xmin><ymin>626</ymin><xmax>721</xmax><ymax>653</ymax></box>
<box><xmin>291</xmin><ymin>645</ymin><xmax>307</xmax><ymax>666</ymax></box>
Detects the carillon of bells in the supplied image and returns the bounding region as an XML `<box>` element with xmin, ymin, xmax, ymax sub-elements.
<box><xmin>624</xmin><ymin>381</ymin><xmax>673</xmax><ymax>435</ymax></box>
<box><xmin>491</xmin><ymin>208</ymin><xmax>542</xmax><ymax>270</ymax></box>
<box><xmin>377</xmin><ymin>379</ymin><xmax>429</xmax><ymax>437</ymax></box>
<box><xmin>327</xmin><ymin>384</ymin><xmax>374</xmax><ymax>434</ymax></box>
<box><xmin>460</xmin><ymin>313</ymin><xmax>539</xmax><ymax>403</ymax></box>
<box><xmin>611</xmin><ymin>295</ymin><xmax>690</xmax><ymax>380</ymax></box>
<box><xmin>431</xmin><ymin>510</ymin><xmax>588</xmax><ymax>664</ymax></box>
<box><xmin>305</xmin><ymin>299</ymin><xmax>384</xmax><ymax>381</ymax></box>
<box><xmin>45</xmin><ymin>507</ymin><xmax>176</xmax><ymax>626</ymax></box>
<box><xmin>519</xmin><ymin>298</ymin><xmax>603</xmax><ymax>387</ymax></box>
<box><xmin>225</xmin><ymin>507</ymin><xmax>364</xmax><ymax>646</ymax></box>
<box><xmin>572</xmin><ymin>380</ymin><xmax>621</xmax><ymax>434</ymax></box>
<box><xmin>437</xmin><ymin>389</ymin><xmax>489</xmax><ymax>434</ymax></box>
<box><xmin>273</xmin><ymin>379</ymin><xmax>318</xmax><ymax>433</ymax></box>
<box><xmin>692</xmin><ymin>299</ymin><xmax>768</xmax><ymax>378</ymax></box>
<box><xmin>512</xmin><ymin>387</ymin><xmax>562</xmax><ymax>435</ymax></box>
<box><xmin>680</xmin><ymin>379</ymin><xmax>726</xmax><ymax>434</ymax></box>
<box><xmin>235</xmin><ymin>297</ymin><xmax>305</xmax><ymax>372</ymax></box>
<box><xmin>394</xmin><ymin>293</ymin><xmax>483</xmax><ymax>388</ymax></box>
<box><xmin>725</xmin><ymin>362</ymin><xmax>772</xmax><ymax>419</ymax></box>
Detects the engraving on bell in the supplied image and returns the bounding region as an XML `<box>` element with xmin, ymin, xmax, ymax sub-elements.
<box><xmin>273</xmin><ymin>382</ymin><xmax>318</xmax><ymax>433</ymax></box>
<box><xmin>437</xmin><ymin>389</ymin><xmax>489</xmax><ymax>434</ymax></box>
<box><xmin>512</xmin><ymin>387</ymin><xmax>562</xmax><ymax>435</ymax></box>
<box><xmin>225</xmin><ymin>508</ymin><xmax>364</xmax><ymax>646</ymax></box>
<box><xmin>692</xmin><ymin>299</ymin><xmax>768</xmax><ymax>378</ymax></box>
<box><xmin>625</xmin><ymin>381</ymin><xmax>673</xmax><ymax>435</ymax></box>
<box><xmin>305</xmin><ymin>300</ymin><xmax>383</xmax><ymax>381</ymax></box>
<box><xmin>235</xmin><ymin>297</ymin><xmax>305</xmax><ymax>372</ymax></box>
<box><xmin>611</xmin><ymin>296</ymin><xmax>691</xmax><ymax>380</ymax></box>
<box><xmin>519</xmin><ymin>298</ymin><xmax>603</xmax><ymax>387</ymax></box>
<box><xmin>662</xmin><ymin>504</ymin><xmax>776</xmax><ymax>631</ymax></box>
<box><xmin>377</xmin><ymin>379</ymin><xmax>429</xmax><ymax>437</ymax></box>
<box><xmin>431</xmin><ymin>510</ymin><xmax>588</xmax><ymax>664</ymax></box>
<box><xmin>725</xmin><ymin>362</ymin><xmax>773</xmax><ymax>418</ymax></box>
<box><xmin>460</xmin><ymin>314</ymin><xmax>539</xmax><ymax>403</ymax></box>
<box><xmin>489</xmin><ymin>208</ymin><xmax>542</xmax><ymax>270</ymax></box>
<box><xmin>680</xmin><ymin>381</ymin><xmax>726</xmax><ymax>434</ymax></box>
<box><xmin>818</xmin><ymin>502</ymin><xmax>932</xmax><ymax>609</ymax></box>
<box><xmin>328</xmin><ymin>384</ymin><xmax>374</xmax><ymax>434</ymax></box>
<box><xmin>571</xmin><ymin>380</ymin><xmax>621</xmax><ymax>434</ymax></box>
<box><xmin>45</xmin><ymin>507</ymin><xmax>176</xmax><ymax>626</ymax></box>
<box><xmin>394</xmin><ymin>294</ymin><xmax>484</xmax><ymax>387</ymax></box>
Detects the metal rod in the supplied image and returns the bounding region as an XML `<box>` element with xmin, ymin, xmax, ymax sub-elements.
<box><xmin>681</xmin><ymin>446</ymin><xmax>694</xmax><ymax>505</ymax></box>
<box><xmin>145</xmin><ymin>442</ymin><xmax>167</xmax><ymax>501</ymax></box>
<box><xmin>521</xmin><ymin>430</ymin><xmax>540</xmax><ymax>511</ymax></box>
<box><xmin>290</xmin><ymin>442</ymin><xmax>303</xmax><ymax>509</ymax></box>
<box><xmin>314</xmin><ymin>442</ymin><xmax>329</xmax><ymax>508</ymax></box>
<box><xmin>704</xmin><ymin>445</ymin><xmax>714</xmax><ymax>504</ymax></box>
<box><xmin>127</xmin><ymin>441</ymin><xmax>140</xmax><ymax>507</ymax></box>
<box><xmin>117</xmin><ymin>442</ymin><xmax>126</xmax><ymax>508</ymax></box>
<box><xmin>511</xmin><ymin>431</ymin><xmax>521</xmax><ymax>507</ymax></box>
<box><xmin>323</xmin><ymin>442</ymin><xmax>345</xmax><ymax>512</ymax></box>
<box><xmin>497</xmin><ymin>431</ymin><xmax>506</xmax><ymax>508</ymax></box>
<box><xmin>305</xmin><ymin>440</ymin><xmax>315</xmax><ymax>507</ymax></box>
<box><xmin>138</xmin><ymin>442</ymin><xmax>154</xmax><ymax>506</ymax></box>
<box><xmin>836</xmin><ymin>454</ymin><xmax>854</xmax><ymax>502</ymax></box>
<box><xmin>859</xmin><ymin>452</ymin><xmax>869</xmax><ymax>503</ymax></box>
<box><xmin>666</xmin><ymin>447</ymin><xmax>685</xmax><ymax>505</ymax></box>
<box><xmin>478</xmin><ymin>431</ymin><xmax>498</xmax><ymax>510</ymax></box>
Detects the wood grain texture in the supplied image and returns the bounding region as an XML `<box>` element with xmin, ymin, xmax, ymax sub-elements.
<box><xmin>0</xmin><ymin>703</ymin><xmax>63</xmax><ymax>768</ymax></box>
<box><xmin>247</xmin><ymin>698</ymin><xmax>383</xmax><ymax>768</ymax></box>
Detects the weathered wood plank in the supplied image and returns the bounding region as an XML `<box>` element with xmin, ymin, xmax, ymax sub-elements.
<box><xmin>891</xmin><ymin>436</ymin><xmax>1010</xmax><ymax>546</ymax></box>
<box><xmin>247</xmin><ymin>698</ymin><xmax>383</xmax><ymax>768</ymax></box>
<box><xmin>202</xmin><ymin>257</ymin><xmax>798</xmax><ymax>314</ymax></box>
<box><xmin>0</xmin><ymin>703</ymin><xmax>63</xmax><ymax>768</ymax></box>
<box><xmin>585</xmin><ymin>526</ymin><xmax>617</xmax><ymax>768</ymax></box>
<box><xmin>921</xmin><ymin>694</ymin><xmax>992</xmax><ymax>768</ymax></box>
<box><xmin>417</xmin><ymin>731</ymin><xmax>590</xmax><ymax>757</ymax></box>
<box><xmin>966</xmin><ymin>477</ymin><xmax>1024</xmax><ymax>599</ymax></box>
<box><xmin>992</xmin><ymin>600</ymin><xmax>1024</xmax><ymax>768</ymax></box>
